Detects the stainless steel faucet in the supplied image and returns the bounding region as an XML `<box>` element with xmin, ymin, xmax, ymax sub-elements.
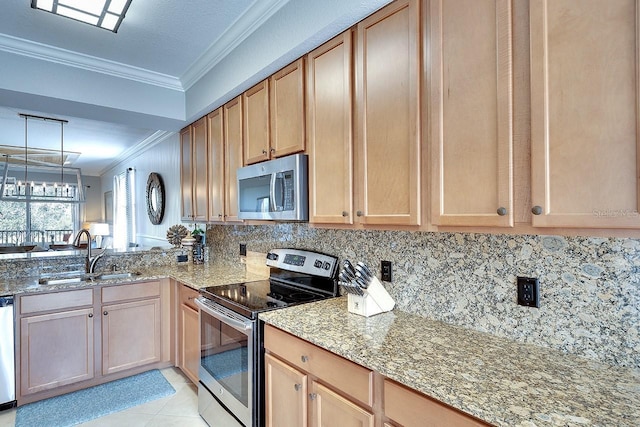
<box><xmin>72</xmin><ymin>229</ymin><xmax>105</xmax><ymax>273</ymax></box>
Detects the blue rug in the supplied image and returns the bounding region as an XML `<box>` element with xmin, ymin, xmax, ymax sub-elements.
<box><xmin>15</xmin><ymin>369</ymin><xmax>176</xmax><ymax>427</ymax></box>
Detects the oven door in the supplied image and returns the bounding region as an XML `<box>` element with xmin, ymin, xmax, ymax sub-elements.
<box><xmin>196</xmin><ymin>297</ymin><xmax>255</xmax><ymax>427</ymax></box>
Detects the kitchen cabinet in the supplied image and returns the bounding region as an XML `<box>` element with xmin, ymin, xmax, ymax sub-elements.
<box><xmin>530</xmin><ymin>0</ymin><xmax>640</xmax><ymax>228</ymax></box>
<box><xmin>307</xmin><ymin>31</ymin><xmax>354</xmax><ymax>224</ymax></box>
<box><xmin>264</xmin><ymin>325</ymin><xmax>375</xmax><ymax>427</ymax></box>
<box><xmin>16</xmin><ymin>280</ymin><xmax>170</xmax><ymax>405</ymax></box>
<box><xmin>18</xmin><ymin>289</ymin><xmax>95</xmax><ymax>396</ymax></box>
<box><xmin>384</xmin><ymin>379</ymin><xmax>488</xmax><ymax>427</ymax></box>
<box><xmin>355</xmin><ymin>0</ymin><xmax>421</xmax><ymax>226</ymax></box>
<box><xmin>180</xmin><ymin>117</ymin><xmax>209</xmax><ymax>222</ymax></box>
<box><xmin>429</xmin><ymin>0</ymin><xmax>514</xmax><ymax>227</ymax></box>
<box><xmin>207</xmin><ymin>98</ymin><xmax>245</xmax><ymax>223</ymax></box>
<box><xmin>243</xmin><ymin>59</ymin><xmax>306</xmax><ymax>166</ymax></box>
<box><xmin>178</xmin><ymin>284</ymin><xmax>199</xmax><ymax>384</ymax></box>
<box><xmin>223</xmin><ymin>96</ymin><xmax>244</xmax><ymax>222</ymax></box>
<box><xmin>101</xmin><ymin>282</ymin><xmax>161</xmax><ymax>375</ymax></box>
<box><xmin>243</xmin><ymin>79</ymin><xmax>271</xmax><ymax>165</ymax></box>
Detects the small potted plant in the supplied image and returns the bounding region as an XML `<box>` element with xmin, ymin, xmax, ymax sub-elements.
<box><xmin>191</xmin><ymin>224</ymin><xmax>205</xmax><ymax>244</ymax></box>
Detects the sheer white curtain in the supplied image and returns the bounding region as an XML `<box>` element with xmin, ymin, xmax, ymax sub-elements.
<box><xmin>112</xmin><ymin>168</ymin><xmax>135</xmax><ymax>249</ymax></box>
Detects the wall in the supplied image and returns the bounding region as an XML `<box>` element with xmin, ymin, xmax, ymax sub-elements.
<box><xmin>101</xmin><ymin>133</ymin><xmax>180</xmax><ymax>247</ymax></box>
<box><xmin>208</xmin><ymin>223</ymin><xmax>640</xmax><ymax>370</ymax></box>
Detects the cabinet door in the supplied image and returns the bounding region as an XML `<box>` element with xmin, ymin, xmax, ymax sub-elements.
<box><xmin>192</xmin><ymin>117</ymin><xmax>209</xmax><ymax>222</ymax></box>
<box><xmin>530</xmin><ymin>0</ymin><xmax>640</xmax><ymax>228</ymax></box>
<box><xmin>224</xmin><ymin>96</ymin><xmax>244</xmax><ymax>223</ymax></box>
<box><xmin>20</xmin><ymin>308</ymin><xmax>94</xmax><ymax>395</ymax></box>
<box><xmin>309</xmin><ymin>381</ymin><xmax>374</xmax><ymax>427</ymax></box>
<box><xmin>430</xmin><ymin>0</ymin><xmax>513</xmax><ymax>227</ymax></box>
<box><xmin>180</xmin><ymin>303</ymin><xmax>199</xmax><ymax>384</ymax></box>
<box><xmin>355</xmin><ymin>0</ymin><xmax>421</xmax><ymax>226</ymax></box>
<box><xmin>208</xmin><ymin>108</ymin><xmax>225</xmax><ymax>222</ymax></box>
<box><xmin>102</xmin><ymin>298</ymin><xmax>161</xmax><ymax>375</ymax></box>
<box><xmin>180</xmin><ymin>126</ymin><xmax>193</xmax><ymax>221</ymax></box>
<box><xmin>270</xmin><ymin>58</ymin><xmax>306</xmax><ymax>158</ymax></box>
<box><xmin>244</xmin><ymin>79</ymin><xmax>271</xmax><ymax>165</ymax></box>
<box><xmin>265</xmin><ymin>354</ymin><xmax>308</xmax><ymax>427</ymax></box>
<box><xmin>307</xmin><ymin>31</ymin><xmax>354</xmax><ymax>224</ymax></box>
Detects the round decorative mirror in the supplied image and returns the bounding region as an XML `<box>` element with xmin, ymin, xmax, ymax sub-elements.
<box><xmin>146</xmin><ymin>172</ymin><xmax>165</xmax><ymax>225</ymax></box>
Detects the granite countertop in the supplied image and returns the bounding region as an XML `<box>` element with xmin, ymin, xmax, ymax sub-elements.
<box><xmin>0</xmin><ymin>260</ymin><xmax>268</xmax><ymax>296</ymax></box>
<box><xmin>259</xmin><ymin>297</ymin><xmax>640</xmax><ymax>427</ymax></box>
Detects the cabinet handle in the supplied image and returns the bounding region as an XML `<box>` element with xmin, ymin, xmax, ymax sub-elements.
<box><xmin>342</xmin><ymin>211</ymin><xmax>348</xmax><ymax>217</ymax></box>
<box><xmin>88</xmin><ymin>313</ymin><xmax>93</xmax><ymax>318</ymax></box>
<box><xmin>294</xmin><ymin>384</ymin><xmax>302</xmax><ymax>391</ymax></box>
<box><xmin>103</xmin><ymin>311</ymin><xmax>108</xmax><ymax>316</ymax></box>
<box><xmin>356</xmin><ymin>210</ymin><xmax>363</xmax><ymax>217</ymax></box>
<box><xmin>218</xmin><ymin>214</ymin><xmax>223</xmax><ymax>218</ymax></box>
<box><xmin>262</xmin><ymin>149</ymin><xmax>268</xmax><ymax>155</ymax></box>
<box><xmin>497</xmin><ymin>207</ymin><xmax>507</xmax><ymax>216</ymax></box>
<box><xmin>301</xmin><ymin>355</ymin><xmax>309</xmax><ymax>363</ymax></box>
<box><xmin>187</xmin><ymin>296</ymin><xmax>194</xmax><ymax>300</ymax></box>
<box><xmin>531</xmin><ymin>206</ymin><xmax>543</xmax><ymax>215</ymax></box>
<box><xmin>270</xmin><ymin>148</ymin><xmax>276</xmax><ymax>154</ymax></box>
<box><xmin>309</xmin><ymin>393</ymin><xmax>317</xmax><ymax>401</ymax></box>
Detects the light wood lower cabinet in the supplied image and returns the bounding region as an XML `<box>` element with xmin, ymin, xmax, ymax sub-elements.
<box><xmin>264</xmin><ymin>325</ymin><xmax>374</xmax><ymax>427</ymax></box>
<box><xmin>265</xmin><ymin>325</ymin><xmax>490</xmax><ymax>427</ymax></box>
<box><xmin>16</xmin><ymin>281</ymin><xmax>169</xmax><ymax>405</ymax></box>
<box><xmin>178</xmin><ymin>284</ymin><xmax>200</xmax><ymax>384</ymax></box>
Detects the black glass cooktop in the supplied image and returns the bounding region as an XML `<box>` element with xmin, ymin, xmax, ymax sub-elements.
<box><xmin>200</xmin><ymin>279</ymin><xmax>330</xmax><ymax>319</ymax></box>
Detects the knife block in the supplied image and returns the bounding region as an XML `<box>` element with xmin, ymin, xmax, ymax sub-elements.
<box><xmin>347</xmin><ymin>276</ymin><xmax>395</xmax><ymax>317</ymax></box>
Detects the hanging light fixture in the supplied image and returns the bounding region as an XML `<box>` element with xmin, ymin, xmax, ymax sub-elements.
<box><xmin>0</xmin><ymin>114</ymin><xmax>85</xmax><ymax>203</ymax></box>
<box><xmin>31</xmin><ymin>0</ymin><xmax>133</xmax><ymax>33</ymax></box>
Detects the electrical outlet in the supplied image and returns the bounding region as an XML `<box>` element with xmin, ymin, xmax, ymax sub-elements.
<box><xmin>381</xmin><ymin>260</ymin><xmax>392</xmax><ymax>282</ymax></box>
<box><xmin>517</xmin><ymin>276</ymin><xmax>540</xmax><ymax>308</ymax></box>
<box><xmin>239</xmin><ymin>243</ymin><xmax>247</xmax><ymax>256</ymax></box>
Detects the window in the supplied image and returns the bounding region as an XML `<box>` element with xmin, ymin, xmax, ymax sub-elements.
<box><xmin>113</xmin><ymin>168</ymin><xmax>135</xmax><ymax>249</ymax></box>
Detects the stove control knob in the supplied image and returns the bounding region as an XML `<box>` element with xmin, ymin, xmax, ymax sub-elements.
<box><xmin>314</xmin><ymin>260</ymin><xmax>323</xmax><ymax>268</ymax></box>
<box><xmin>323</xmin><ymin>262</ymin><xmax>331</xmax><ymax>270</ymax></box>
<box><xmin>267</xmin><ymin>252</ymin><xmax>279</xmax><ymax>261</ymax></box>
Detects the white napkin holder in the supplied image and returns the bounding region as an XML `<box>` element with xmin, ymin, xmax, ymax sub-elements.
<box><xmin>347</xmin><ymin>276</ymin><xmax>395</xmax><ymax>317</ymax></box>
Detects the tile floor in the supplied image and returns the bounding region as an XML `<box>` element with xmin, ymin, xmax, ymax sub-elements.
<box><xmin>0</xmin><ymin>368</ymin><xmax>208</xmax><ymax>427</ymax></box>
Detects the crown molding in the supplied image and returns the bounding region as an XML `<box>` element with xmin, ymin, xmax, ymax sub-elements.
<box><xmin>0</xmin><ymin>33</ymin><xmax>184</xmax><ymax>91</ymax></box>
<box><xmin>181</xmin><ymin>0</ymin><xmax>291</xmax><ymax>90</ymax></box>
<box><xmin>99</xmin><ymin>130</ymin><xmax>175</xmax><ymax>176</ymax></box>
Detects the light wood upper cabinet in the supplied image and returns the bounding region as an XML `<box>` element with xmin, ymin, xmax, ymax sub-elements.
<box><xmin>243</xmin><ymin>80</ymin><xmax>271</xmax><ymax>165</ymax></box>
<box><xmin>307</xmin><ymin>31</ymin><xmax>354</xmax><ymax>224</ymax></box>
<box><xmin>355</xmin><ymin>0</ymin><xmax>421</xmax><ymax>226</ymax></box>
<box><xmin>270</xmin><ymin>58</ymin><xmax>306</xmax><ymax>159</ymax></box>
<box><xmin>180</xmin><ymin>118</ymin><xmax>209</xmax><ymax>222</ymax></box>
<box><xmin>430</xmin><ymin>0</ymin><xmax>514</xmax><ymax>227</ymax></box>
<box><xmin>224</xmin><ymin>95</ymin><xmax>244</xmax><ymax>222</ymax></box>
<box><xmin>530</xmin><ymin>0</ymin><xmax>640</xmax><ymax>228</ymax></box>
<box><xmin>207</xmin><ymin>107</ymin><xmax>225</xmax><ymax>221</ymax></box>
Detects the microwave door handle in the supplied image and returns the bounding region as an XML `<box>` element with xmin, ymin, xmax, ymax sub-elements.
<box><xmin>269</xmin><ymin>173</ymin><xmax>277</xmax><ymax>212</ymax></box>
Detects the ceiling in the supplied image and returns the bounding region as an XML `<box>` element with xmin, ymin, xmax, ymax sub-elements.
<box><xmin>0</xmin><ymin>0</ymin><xmax>288</xmax><ymax>176</ymax></box>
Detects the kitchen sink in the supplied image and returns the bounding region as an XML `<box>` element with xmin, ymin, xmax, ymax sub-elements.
<box><xmin>38</xmin><ymin>276</ymin><xmax>88</xmax><ymax>285</ymax></box>
<box><xmin>92</xmin><ymin>272</ymin><xmax>141</xmax><ymax>281</ymax></box>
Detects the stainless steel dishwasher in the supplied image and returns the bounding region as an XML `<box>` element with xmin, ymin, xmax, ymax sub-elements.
<box><xmin>0</xmin><ymin>296</ymin><xmax>15</xmax><ymax>410</ymax></box>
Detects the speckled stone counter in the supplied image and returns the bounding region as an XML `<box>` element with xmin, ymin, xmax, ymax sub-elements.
<box><xmin>0</xmin><ymin>260</ymin><xmax>268</xmax><ymax>297</ymax></box>
<box><xmin>260</xmin><ymin>297</ymin><xmax>640</xmax><ymax>427</ymax></box>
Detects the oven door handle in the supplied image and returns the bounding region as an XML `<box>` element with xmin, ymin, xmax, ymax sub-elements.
<box><xmin>195</xmin><ymin>298</ymin><xmax>253</xmax><ymax>331</ymax></box>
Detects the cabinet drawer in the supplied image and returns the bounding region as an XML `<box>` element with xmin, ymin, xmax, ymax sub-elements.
<box><xmin>20</xmin><ymin>288</ymin><xmax>94</xmax><ymax>314</ymax></box>
<box><xmin>384</xmin><ymin>379</ymin><xmax>489</xmax><ymax>427</ymax></box>
<box><xmin>101</xmin><ymin>281</ymin><xmax>160</xmax><ymax>303</ymax></box>
<box><xmin>180</xmin><ymin>284</ymin><xmax>199</xmax><ymax>311</ymax></box>
<box><xmin>264</xmin><ymin>325</ymin><xmax>373</xmax><ymax>406</ymax></box>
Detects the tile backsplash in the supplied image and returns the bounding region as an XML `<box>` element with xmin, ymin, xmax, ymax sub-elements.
<box><xmin>208</xmin><ymin>224</ymin><xmax>640</xmax><ymax>369</ymax></box>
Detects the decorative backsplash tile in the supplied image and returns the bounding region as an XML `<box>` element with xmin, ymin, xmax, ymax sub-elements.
<box><xmin>208</xmin><ymin>224</ymin><xmax>640</xmax><ymax>369</ymax></box>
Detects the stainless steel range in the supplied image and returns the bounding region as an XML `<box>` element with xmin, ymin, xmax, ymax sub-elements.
<box><xmin>195</xmin><ymin>248</ymin><xmax>339</xmax><ymax>427</ymax></box>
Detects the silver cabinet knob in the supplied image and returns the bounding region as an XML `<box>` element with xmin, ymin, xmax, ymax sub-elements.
<box><xmin>301</xmin><ymin>355</ymin><xmax>308</xmax><ymax>363</ymax></box>
<box><xmin>103</xmin><ymin>311</ymin><xmax>108</xmax><ymax>316</ymax></box>
<box><xmin>356</xmin><ymin>211</ymin><xmax>363</xmax><ymax>217</ymax></box>
<box><xmin>88</xmin><ymin>313</ymin><xmax>93</xmax><ymax>318</ymax></box>
<box><xmin>309</xmin><ymin>393</ymin><xmax>317</xmax><ymax>400</ymax></box>
<box><xmin>342</xmin><ymin>211</ymin><xmax>348</xmax><ymax>217</ymax></box>
<box><xmin>497</xmin><ymin>207</ymin><xmax>507</xmax><ymax>216</ymax></box>
<box><xmin>532</xmin><ymin>206</ymin><xmax>543</xmax><ymax>215</ymax></box>
<box><xmin>294</xmin><ymin>384</ymin><xmax>302</xmax><ymax>391</ymax></box>
<box><xmin>270</xmin><ymin>148</ymin><xmax>276</xmax><ymax>154</ymax></box>
<box><xmin>262</xmin><ymin>149</ymin><xmax>267</xmax><ymax>155</ymax></box>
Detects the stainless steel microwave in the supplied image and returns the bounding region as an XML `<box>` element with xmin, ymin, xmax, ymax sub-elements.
<box><xmin>237</xmin><ymin>153</ymin><xmax>308</xmax><ymax>221</ymax></box>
